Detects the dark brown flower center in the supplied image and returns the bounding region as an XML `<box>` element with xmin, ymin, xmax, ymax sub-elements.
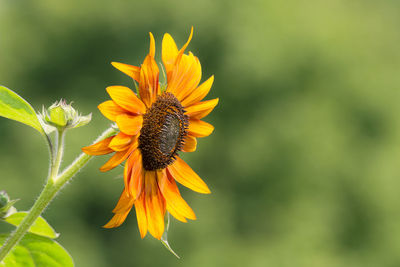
<box><xmin>139</xmin><ymin>92</ymin><xmax>188</xmax><ymax>171</ymax></box>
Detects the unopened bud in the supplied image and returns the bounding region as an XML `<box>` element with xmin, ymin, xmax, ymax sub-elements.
<box><xmin>0</xmin><ymin>191</ymin><xmax>18</xmax><ymax>218</ymax></box>
<box><xmin>40</xmin><ymin>100</ymin><xmax>91</xmax><ymax>132</ymax></box>
<box><xmin>0</xmin><ymin>190</ymin><xmax>9</xmax><ymax>208</ymax></box>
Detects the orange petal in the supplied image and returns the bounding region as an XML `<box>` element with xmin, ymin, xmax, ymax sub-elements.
<box><xmin>181</xmin><ymin>75</ymin><xmax>214</xmax><ymax>107</ymax></box>
<box><xmin>126</xmin><ymin>149</ymin><xmax>143</xmax><ymax>199</ymax></box>
<box><xmin>106</xmin><ymin>86</ymin><xmax>146</xmax><ymax>114</ymax></box>
<box><xmin>149</xmin><ymin>32</ymin><xmax>155</xmax><ymax>58</ymax></box>
<box><xmin>167</xmin><ymin>157</ymin><xmax>211</xmax><ymax>194</ymax></box>
<box><xmin>158</xmin><ymin>170</ymin><xmax>196</xmax><ymax>221</ymax></box>
<box><xmin>100</xmin><ymin>145</ymin><xmax>136</xmax><ymax>172</ymax></box>
<box><xmin>139</xmin><ymin>55</ymin><xmax>160</xmax><ymax>107</ymax></box>
<box><xmin>124</xmin><ymin>149</ymin><xmax>137</xmax><ymax>195</ymax></box>
<box><xmin>182</xmin><ymin>135</ymin><xmax>197</xmax><ymax>152</ymax></box>
<box><xmin>109</xmin><ymin>132</ymin><xmax>137</xmax><ymax>152</ymax></box>
<box><xmin>112</xmin><ymin>190</ymin><xmax>135</xmax><ymax>214</ymax></box>
<box><xmin>185</xmin><ymin>98</ymin><xmax>219</xmax><ymax>120</ymax></box>
<box><xmin>111</xmin><ymin>62</ymin><xmax>140</xmax><ymax>82</ymax></box>
<box><xmin>175</xmin><ymin>27</ymin><xmax>193</xmax><ymax>66</ymax></box>
<box><xmin>116</xmin><ymin>114</ymin><xmax>143</xmax><ymax>135</ymax></box>
<box><xmin>187</xmin><ymin>119</ymin><xmax>214</xmax><ymax>138</ymax></box>
<box><xmin>98</xmin><ymin>100</ymin><xmax>126</xmax><ymax>121</ymax></box>
<box><xmin>144</xmin><ymin>171</ymin><xmax>166</xmax><ymax>240</ymax></box>
<box><xmin>166</xmin><ymin>53</ymin><xmax>202</xmax><ymax>101</ymax></box>
<box><xmin>103</xmin><ymin>210</ymin><xmax>131</xmax><ymax>228</ymax></box>
<box><xmin>162</xmin><ymin>33</ymin><xmax>179</xmax><ymax>81</ymax></box>
<box><xmin>82</xmin><ymin>136</ymin><xmax>115</xmax><ymax>155</ymax></box>
<box><xmin>134</xmin><ymin>194</ymin><xmax>148</xmax><ymax>238</ymax></box>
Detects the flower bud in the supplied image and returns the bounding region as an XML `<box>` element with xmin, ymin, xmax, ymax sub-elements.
<box><xmin>0</xmin><ymin>191</ymin><xmax>18</xmax><ymax>218</ymax></box>
<box><xmin>0</xmin><ymin>190</ymin><xmax>9</xmax><ymax>208</ymax></box>
<box><xmin>40</xmin><ymin>100</ymin><xmax>92</xmax><ymax>132</ymax></box>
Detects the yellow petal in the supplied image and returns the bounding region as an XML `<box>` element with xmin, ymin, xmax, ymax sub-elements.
<box><xmin>139</xmin><ymin>55</ymin><xmax>160</xmax><ymax>108</ymax></box>
<box><xmin>162</xmin><ymin>33</ymin><xmax>179</xmax><ymax>81</ymax></box>
<box><xmin>175</xmin><ymin>53</ymin><xmax>202</xmax><ymax>100</ymax></box>
<box><xmin>82</xmin><ymin>136</ymin><xmax>114</xmax><ymax>155</ymax></box>
<box><xmin>106</xmin><ymin>86</ymin><xmax>146</xmax><ymax>114</ymax></box>
<box><xmin>158</xmin><ymin>170</ymin><xmax>196</xmax><ymax>221</ymax></box>
<box><xmin>166</xmin><ymin>204</ymin><xmax>187</xmax><ymax>223</ymax></box>
<box><xmin>111</xmin><ymin>62</ymin><xmax>140</xmax><ymax>82</ymax></box>
<box><xmin>187</xmin><ymin>119</ymin><xmax>214</xmax><ymax>138</ymax></box>
<box><xmin>144</xmin><ymin>171</ymin><xmax>165</xmax><ymax>240</ymax></box>
<box><xmin>109</xmin><ymin>132</ymin><xmax>137</xmax><ymax>152</ymax></box>
<box><xmin>185</xmin><ymin>98</ymin><xmax>219</xmax><ymax>120</ymax></box>
<box><xmin>99</xmin><ymin>145</ymin><xmax>135</xmax><ymax>172</ymax></box>
<box><xmin>175</xmin><ymin>27</ymin><xmax>193</xmax><ymax>66</ymax></box>
<box><xmin>98</xmin><ymin>100</ymin><xmax>126</xmax><ymax>121</ymax></box>
<box><xmin>149</xmin><ymin>32</ymin><xmax>155</xmax><ymax>58</ymax></box>
<box><xmin>116</xmin><ymin>114</ymin><xmax>143</xmax><ymax>135</ymax></box>
<box><xmin>181</xmin><ymin>75</ymin><xmax>214</xmax><ymax>107</ymax></box>
<box><xmin>134</xmin><ymin>194</ymin><xmax>148</xmax><ymax>238</ymax></box>
<box><xmin>167</xmin><ymin>157</ymin><xmax>211</xmax><ymax>194</ymax></box>
<box><xmin>182</xmin><ymin>135</ymin><xmax>197</xmax><ymax>152</ymax></box>
<box><xmin>166</xmin><ymin>53</ymin><xmax>202</xmax><ymax>101</ymax></box>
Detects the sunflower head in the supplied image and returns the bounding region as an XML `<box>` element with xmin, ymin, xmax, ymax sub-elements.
<box><xmin>139</xmin><ymin>92</ymin><xmax>188</xmax><ymax>171</ymax></box>
<box><xmin>82</xmin><ymin>28</ymin><xmax>218</xmax><ymax>240</ymax></box>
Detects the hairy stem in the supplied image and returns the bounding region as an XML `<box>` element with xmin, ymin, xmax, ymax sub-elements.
<box><xmin>50</xmin><ymin>130</ymin><xmax>65</xmax><ymax>181</ymax></box>
<box><xmin>0</xmin><ymin>127</ymin><xmax>116</xmax><ymax>262</ymax></box>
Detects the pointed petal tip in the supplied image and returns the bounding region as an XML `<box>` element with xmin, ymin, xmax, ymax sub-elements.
<box><xmin>111</xmin><ymin>62</ymin><xmax>126</xmax><ymax>71</ymax></box>
<box><xmin>140</xmin><ymin>232</ymin><xmax>147</xmax><ymax>239</ymax></box>
<box><xmin>103</xmin><ymin>218</ymin><xmax>119</xmax><ymax>229</ymax></box>
<box><xmin>163</xmin><ymin>32</ymin><xmax>172</xmax><ymax>39</ymax></box>
<box><xmin>110</xmin><ymin>62</ymin><xmax>141</xmax><ymax>82</ymax></box>
<box><xmin>149</xmin><ymin>32</ymin><xmax>155</xmax><ymax>58</ymax></box>
<box><xmin>99</xmin><ymin>167</ymin><xmax>109</xmax><ymax>173</ymax></box>
<box><xmin>105</xmin><ymin>86</ymin><xmax>114</xmax><ymax>94</ymax></box>
<box><xmin>189</xmin><ymin>26</ymin><xmax>194</xmax><ymax>40</ymax></box>
<box><xmin>198</xmin><ymin>184</ymin><xmax>211</xmax><ymax>194</ymax></box>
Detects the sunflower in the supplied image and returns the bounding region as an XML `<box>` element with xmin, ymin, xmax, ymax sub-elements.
<box><xmin>82</xmin><ymin>28</ymin><xmax>218</xmax><ymax>240</ymax></box>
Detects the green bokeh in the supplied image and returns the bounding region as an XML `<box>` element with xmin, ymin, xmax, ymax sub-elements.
<box><xmin>1</xmin><ymin>0</ymin><xmax>400</xmax><ymax>266</ymax></box>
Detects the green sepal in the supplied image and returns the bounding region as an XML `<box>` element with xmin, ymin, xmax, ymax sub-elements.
<box><xmin>40</xmin><ymin>100</ymin><xmax>92</xmax><ymax>130</ymax></box>
<box><xmin>161</xmin><ymin>212</ymin><xmax>180</xmax><ymax>259</ymax></box>
<box><xmin>0</xmin><ymin>200</ymin><xmax>18</xmax><ymax>219</ymax></box>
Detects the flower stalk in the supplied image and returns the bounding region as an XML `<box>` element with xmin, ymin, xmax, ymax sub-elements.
<box><xmin>0</xmin><ymin>127</ymin><xmax>117</xmax><ymax>262</ymax></box>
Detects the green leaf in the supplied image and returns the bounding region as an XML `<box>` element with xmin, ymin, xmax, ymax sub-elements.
<box><xmin>0</xmin><ymin>86</ymin><xmax>44</xmax><ymax>134</ymax></box>
<box><xmin>3</xmin><ymin>212</ymin><xmax>59</xmax><ymax>239</ymax></box>
<box><xmin>0</xmin><ymin>233</ymin><xmax>73</xmax><ymax>267</ymax></box>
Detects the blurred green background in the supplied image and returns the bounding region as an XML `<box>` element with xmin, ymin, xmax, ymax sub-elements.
<box><xmin>1</xmin><ymin>0</ymin><xmax>400</xmax><ymax>266</ymax></box>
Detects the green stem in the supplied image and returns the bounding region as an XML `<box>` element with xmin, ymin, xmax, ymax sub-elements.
<box><xmin>50</xmin><ymin>130</ymin><xmax>65</xmax><ymax>181</ymax></box>
<box><xmin>0</xmin><ymin>127</ymin><xmax>117</xmax><ymax>262</ymax></box>
<box><xmin>54</xmin><ymin>127</ymin><xmax>117</xmax><ymax>186</ymax></box>
<box><xmin>0</xmin><ymin>181</ymin><xmax>57</xmax><ymax>262</ymax></box>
